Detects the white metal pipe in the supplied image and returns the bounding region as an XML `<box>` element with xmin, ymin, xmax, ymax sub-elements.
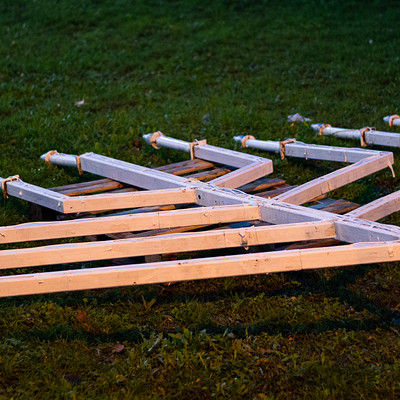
<box><xmin>233</xmin><ymin>136</ymin><xmax>280</xmax><ymax>152</ymax></box>
<box><xmin>383</xmin><ymin>115</ymin><xmax>400</xmax><ymax>127</ymax></box>
<box><xmin>142</xmin><ymin>133</ymin><xmax>191</xmax><ymax>153</ymax></box>
<box><xmin>312</xmin><ymin>123</ymin><xmax>400</xmax><ymax>148</ymax></box>
<box><xmin>311</xmin><ymin>124</ymin><xmax>361</xmax><ymax>139</ymax></box>
<box><xmin>40</xmin><ymin>152</ymin><xmax>78</xmax><ymax>167</ymax></box>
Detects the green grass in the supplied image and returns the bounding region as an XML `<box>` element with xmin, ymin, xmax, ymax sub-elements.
<box><xmin>1</xmin><ymin>0</ymin><xmax>400</xmax><ymax>398</ymax></box>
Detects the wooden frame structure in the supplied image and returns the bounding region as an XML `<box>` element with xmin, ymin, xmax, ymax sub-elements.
<box><xmin>1</xmin><ymin>133</ymin><xmax>400</xmax><ymax>298</ymax></box>
<box><xmin>311</xmin><ymin>123</ymin><xmax>400</xmax><ymax>148</ymax></box>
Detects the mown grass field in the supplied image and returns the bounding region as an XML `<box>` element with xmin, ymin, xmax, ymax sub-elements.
<box><xmin>1</xmin><ymin>0</ymin><xmax>400</xmax><ymax>398</ymax></box>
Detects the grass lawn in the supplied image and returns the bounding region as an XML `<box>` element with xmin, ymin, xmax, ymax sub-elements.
<box><xmin>1</xmin><ymin>0</ymin><xmax>400</xmax><ymax>398</ymax></box>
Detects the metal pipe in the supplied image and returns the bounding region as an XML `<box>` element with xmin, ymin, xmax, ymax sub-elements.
<box><xmin>311</xmin><ymin>124</ymin><xmax>361</xmax><ymax>139</ymax></box>
<box><xmin>40</xmin><ymin>152</ymin><xmax>78</xmax><ymax>167</ymax></box>
<box><xmin>142</xmin><ymin>133</ymin><xmax>191</xmax><ymax>153</ymax></box>
<box><xmin>233</xmin><ymin>136</ymin><xmax>280</xmax><ymax>152</ymax></box>
<box><xmin>383</xmin><ymin>115</ymin><xmax>400</xmax><ymax>127</ymax></box>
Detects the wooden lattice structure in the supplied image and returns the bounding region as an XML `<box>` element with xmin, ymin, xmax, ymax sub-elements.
<box><xmin>1</xmin><ymin>133</ymin><xmax>400</xmax><ymax>298</ymax></box>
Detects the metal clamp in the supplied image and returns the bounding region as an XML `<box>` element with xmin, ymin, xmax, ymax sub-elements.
<box><xmin>359</xmin><ymin>127</ymin><xmax>375</xmax><ymax>147</ymax></box>
<box><xmin>279</xmin><ymin>139</ymin><xmax>296</xmax><ymax>160</ymax></box>
<box><xmin>1</xmin><ymin>175</ymin><xmax>20</xmax><ymax>199</ymax></box>
<box><xmin>189</xmin><ymin>139</ymin><xmax>207</xmax><ymax>159</ymax></box>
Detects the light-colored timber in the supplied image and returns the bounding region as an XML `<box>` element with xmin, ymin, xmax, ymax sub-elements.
<box><xmin>0</xmin><ymin>221</ymin><xmax>335</xmax><ymax>269</ymax></box>
<box><xmin>2</xmin><ymin>241</ymin><xmax>400</xmax><ymax>297</ymax></box>
<box><xmin>1</xmin><ymin>133</ymin><xmax>400</xmax><ymax>298</ymax></box>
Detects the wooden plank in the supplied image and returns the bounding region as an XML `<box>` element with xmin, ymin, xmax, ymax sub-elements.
<box><xmin>284</xmin><ymin>238</ymin><xmax>340</xmax><ymax>250</ymax></box>
<box><xmin>0</xmin><ymin>221</ymin><xmax>336</xmax><ymax>269</ymax></box>
<box><xmin>256</xmin><ymin>184</ymin><xmax>297</xmax><ymax>198</ymax></box>
<box><xmin>2</xmin><ymin>241</ymin><xmax>400</xmax><ymax>297</ymax></box>
<box><xmin>60</xmin><ymin>187</ymin><xmax>196</xmax><ymax>214</ymax></box>
<box><xmin>51</xmin><ymin>179</ymin><xmax>124</xmax><ymax>196</ymax></box>
<box><xmin>156</xmin><ymin>159</ymin><xmax>215</xmax><ymax>175</ymax></box>
<box><xmin>275</xmin><ymin>153</ymin><xmax>394</xmax><ymax>205</ymax></box>
<box><xmin>312</xmin><ymin>199</ymin><xmax>359</xmax><ymax>214</ymax></box>
<box><xmin>50</xmin><ymin>160</ymin><xmax>215</xmax><ymax>197</ymax></box>
<box><xmin>209</xmin><ymin>161</ymin><xmax>273</xmax><ymax>189</ymax></box>
<box><xmin>0</xmin><ymin>204</ymin><xmax>261</xmax><ymax>243</ymax></box>
<box><xmin>187</xmin><ymin>168</ymin><xmax>231</xmax><ymax>182</ymax></box>
<box><xmin>346</xmin><ymin>191</ymin><xmax>400</xmax><ymax>221</ymax></box>
<box><xmin>238</xmin><ymin>177</ymin><xmax>286</xmax><ymax>193</ymax></box>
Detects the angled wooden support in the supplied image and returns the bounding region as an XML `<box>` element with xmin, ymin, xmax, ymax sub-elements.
<box><xmin>311</xmin><ymin>123</ymin><xmax>400</xmax><ymax>148</ymax></box>
<box><xmin>346</xmin><ymin>191</ymin><xmax>400</xmax><ymax>221</ymax></box>
<box><xmin>233</xmin><ymin>135</ymin><xmax>394</xmax><ymax>206</ymax></box>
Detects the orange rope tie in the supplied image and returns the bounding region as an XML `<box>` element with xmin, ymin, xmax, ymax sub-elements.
<box><xmin>1</xmin><ymin>175</ymin><xmax>20</xmax><ymax>199</ymax></box>
<box><xmin>389</xmin><ymin>115</ymin><xmax>400</xmax><ymax>127</ymax></box>
<box><xmin>318</xmin><ymin>124</ymin><xmax>331</xmax><ymax>135</ymax></box>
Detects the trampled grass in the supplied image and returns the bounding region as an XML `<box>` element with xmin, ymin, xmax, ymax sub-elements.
<box><xmin>1</xmin><ymin>0</ymin><xmax>400</xmax><ymax>398</ymax></box>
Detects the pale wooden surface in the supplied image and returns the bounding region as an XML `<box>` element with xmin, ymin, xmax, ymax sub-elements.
<box><xmin>0</xmin><ymin>221</ymin><xmax>335</xmax><ymax>269</ymax></box>
<box><xmin>2</xmin><ymin>241</ymin><xmax>400</xmax><ymax>297</ymax></box>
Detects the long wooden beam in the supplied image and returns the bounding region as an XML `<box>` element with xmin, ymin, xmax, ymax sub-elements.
<box><xmin>0</xmin><ymin>204</ymin><xmax>261</xmax><ymax>243</ymax></box>
<box><xmin>2</xmin><ymin>241</ymin><xmax>400</xmax><ymax>297</ymax></box>
<box><xmin>0</xmin><ymin>221</ymin><xmax>335</xmax><ymax>269</ymax></box>
<box><xmin>60</xmin><ymin>187</ymin><xmax>197</xmax><ymax>213</ymax></box>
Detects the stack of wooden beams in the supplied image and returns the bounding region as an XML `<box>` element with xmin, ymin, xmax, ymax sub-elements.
<box><xmin>1</xmin><ymin>134</ymin><xmax>400</xmax><ymax>298</ymax></box>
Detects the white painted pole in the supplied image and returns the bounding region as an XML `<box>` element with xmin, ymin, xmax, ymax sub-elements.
<box><xmin>383</xmin><ymin>115</ymin><xmax>400</xmax><ymax>127</ymax></box>
<box><xmin>142</xmin><ymin>133</ymin><xmax>191</xmax><ymax>153</ymax></box>
<box><xmin>311</xmin><ymin>124</ymin><xmax>361</xmax><ymax>139</ymax></box>
<box><xmin>233</xmin><ymin>136</ymin><xmax>281</xmax><ymax>152</ymax></box>
<box><xmin>311</xmin><ymin>123</ymin><xmax>400</xmax><ymax>148</ymax></box>
<box><xmin>39</xmin><ymin>152</ymin><xmax>78</xmax><ymax>167</ymax></box>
